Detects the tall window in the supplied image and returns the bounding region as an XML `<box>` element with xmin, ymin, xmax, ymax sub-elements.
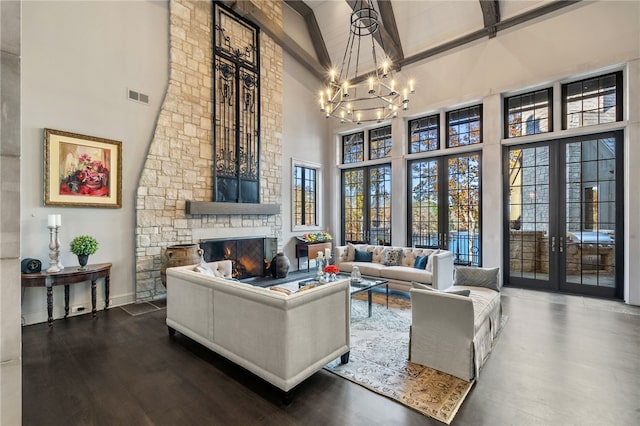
<box><xmin>369</xmin><ymin>126</ymin><xmax>392</xmax><ymax>159</ymax></box>
<box><xmin>447</xmin><ymin>105</ymin><xmax>482</xmax><ymax>148</ymax></box>
<box><xmin>408</xmin><ymin>153</ymin><xmax>482</xmax><ymax>266</ymax></box>
<box><xmin>409</xmin><ymin>114</ymin><xmax>439</xmax><ymax>153</ymax></box>
<box><xmin>343</xmin><ymin>132</ymin><xmax>365</xmax><ymax>164</ymax></box>
<box><xmin>342</xmin><ymin>165</ymin><xmax>392</xmax><ymax>245</ymax></box>
<box><xmin>213</xmin><ymin>4</ymin><xmax>260</xmax><ymax>203</ymax></box>
<box><xmin>293</xmin><ymin>164</ymin><xmax>318</xmax><ymax>227</ymax></box>
<box><xmin>291</xmin><ymin>160</ymin><xmax>321</xmax><ymax>230</ymax></box>
<box><xmin>562</xmin><ymin>71</ymin><xmax>622</xmax><ymax>129</ymax></box>
<box><xmin>504</xmin><ymin>88</ymin><xmax>552</xmax><ymax>138</ymax></box>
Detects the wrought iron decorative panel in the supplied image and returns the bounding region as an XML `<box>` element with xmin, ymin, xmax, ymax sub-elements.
<box><xmin>213</xmin><ymin>4</ymin><xmax>260</xmax><ymax>203</ymax></box>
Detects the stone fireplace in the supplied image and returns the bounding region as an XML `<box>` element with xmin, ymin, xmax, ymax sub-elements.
<box><xmin>134</xmin><ymin>0</ymin><xmax>283</xmax><ymax>301</ymax></box>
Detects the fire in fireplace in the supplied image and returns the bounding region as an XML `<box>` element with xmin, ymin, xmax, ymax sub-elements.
<box><xmin>199</xmin><ymin>237</ymin><xmax>277</xmax><ymax>280</ymax></box>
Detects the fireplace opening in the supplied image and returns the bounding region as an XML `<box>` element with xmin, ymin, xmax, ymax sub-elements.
<box><xmin>199</xmin><ymin>237</ymin><xmax>277</xmax><ymax>280</ymax></box>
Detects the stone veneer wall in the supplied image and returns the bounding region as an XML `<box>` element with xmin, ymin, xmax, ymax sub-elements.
<box><xmin>135</xmin><ymin>0</ymin><xmax>283</xmax><ymax>300</ymax></box>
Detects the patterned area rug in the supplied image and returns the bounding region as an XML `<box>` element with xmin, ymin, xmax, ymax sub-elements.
<box><xmin>325</xmin><ymin>293</ymin><xmax>473</xmax><ymax>425</ymax></box>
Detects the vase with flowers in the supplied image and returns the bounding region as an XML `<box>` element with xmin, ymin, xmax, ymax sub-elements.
<box><xmin>323</xmin><ymin>265</ymin><xmax>339</xmax><ymax>282</ymax></box>
<box><xmin>70</xmin><ymin>235</ymin><xmax>99</xmax><ymax>270</ymax></box>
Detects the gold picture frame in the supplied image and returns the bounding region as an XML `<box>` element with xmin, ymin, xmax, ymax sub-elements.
<box><xmin>44</xmin><ymin>128</ymin><xmax>122</xmax><ymax>208</ymax></box>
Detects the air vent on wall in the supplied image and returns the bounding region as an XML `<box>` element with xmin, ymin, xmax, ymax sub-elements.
<box><xmin>127</xmin><ymin>88</ymin><xmax>149</xmax><ymax>105</ymax></box>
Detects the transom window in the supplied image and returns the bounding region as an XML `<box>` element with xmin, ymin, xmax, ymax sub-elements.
<box><xmin>409</xmin><ymin>114</ymin><xmax>439</xmax><ymax>153</ymax></box>
<box><xmin>369</xmin><ymin>126</ymin><xmax>392</xmax><ymax>160</ymax></box>
<box><xmin>447</xmin><ymin>105</ymin><xmax>482</xmax><ymax>148</ymax></box>
<box><xmin>343</xmin><ymin>132</ymin><xmax>364</xmax><ymax>164</ymax></box>
<box><xmin>505</xmin><ymin>88</ymin><xmax>552</xmax><ymax>138</ymax></box>
<box><xmin>562</xmin><ymin>71</ymin><xmax>622</xmax><ymax>129</ymax></box>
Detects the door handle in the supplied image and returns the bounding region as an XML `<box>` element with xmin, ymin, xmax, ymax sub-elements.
<box><xmin>559</xmin><ymin>237</ymin><xmax>564</xmax><ymax>253</ymax></box>
<box><xmin>551</xmin><ymin>236</ymin><xmax>556</xmax><ymax>252</ymax></box>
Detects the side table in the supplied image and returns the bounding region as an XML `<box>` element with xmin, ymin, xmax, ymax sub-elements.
<box><xmin>21</xmin><ymin>263</ymin><xmax>112</xmax><ymax>326</ymax></box>
<box><xmin>295</xmin><ymin>242</ymin><xmax>332</xmax><ymax>271</ymax></box>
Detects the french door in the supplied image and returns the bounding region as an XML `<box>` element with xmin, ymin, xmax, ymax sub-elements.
<box><xmin>505</xmin><ymin>131</ymin><xmax>623</xmax><ymax>298</ymax></box>
<box><xmin>342</xmin><ymin>164</ymin><xmax>392</xmax><ymax>245</ymax></box>
<box><xmin>408</xmin><ymin>152</ymin><xmax>482</xmax><ymax>266</ymax></box>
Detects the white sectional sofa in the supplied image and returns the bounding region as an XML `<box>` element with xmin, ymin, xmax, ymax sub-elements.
<box><xmin>166</xmin><ymin>260</ymin><xmax>351</xmax><ymax>397</ymax></box>
<box><xmin>334</xmin><ymin>244</ymin><xmax>454</xmax><ymax>291</ymax></box>
<box><xmin>409</xmin><ymin>267</ymin><xmax>502</xmax><ymax>382</ymax></box>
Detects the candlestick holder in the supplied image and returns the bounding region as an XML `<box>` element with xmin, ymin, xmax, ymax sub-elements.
<box><xmin>316</xmin><ymin>256</ymin><xmax>325</xmax><ymax>280</ymax></box>
<box><xmin>46</xmin><ymin>226</ymin><xmax>61</xmax><ymax>273</ymax></box>
<box><xmin>56</xmin><ymin>226</ymin><xmax>63</xmax><ymax>270</ymax></box>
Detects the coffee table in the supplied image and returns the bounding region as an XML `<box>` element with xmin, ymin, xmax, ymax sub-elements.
<box><xmin>297</xmin><ymin>274</ymin><xmax>389</xmax><ymax>318</ymax></box>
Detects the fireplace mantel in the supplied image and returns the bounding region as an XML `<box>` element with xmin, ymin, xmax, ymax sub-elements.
<box><xmin>186</xmin><ymin>201</ymin><xmax>280</xmax><ymax>215</ymax></box>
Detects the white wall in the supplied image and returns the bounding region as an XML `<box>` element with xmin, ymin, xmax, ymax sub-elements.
<box><xmin>326</xmin><ymin>1</ymin><xmax>640</xmax><ymax>304</ymax></box>
<box><xmin>281</xmin><ymin>51</ymin><xmax>331</xmax><ymax>268</ymax></box>
<box><xmin>21</xmin><ymin>1</ymin><xmax>169</xmax><ymax>324</ymax></box>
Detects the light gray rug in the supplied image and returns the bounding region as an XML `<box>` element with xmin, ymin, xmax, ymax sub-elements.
<box><xmin>325</xmin><ymin>294</ymin><xmax>478</xmax><ymax>425</ymax></box>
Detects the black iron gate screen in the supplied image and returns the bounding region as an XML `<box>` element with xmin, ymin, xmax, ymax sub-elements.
<box><xmin>213</xmin><ymin>3</ymin><xmax>260</xmax><ymax>203</ymax></box>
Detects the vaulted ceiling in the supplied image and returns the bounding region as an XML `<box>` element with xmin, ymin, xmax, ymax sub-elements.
<box><xmin>223</xmin><ymin>1</ymin><xmax>582</xmax><ymax>81</ymax></box>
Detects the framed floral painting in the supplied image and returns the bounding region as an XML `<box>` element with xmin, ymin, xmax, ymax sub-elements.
<box><xmin>44</xmin><ymin>128</ymin><xmax>122</xmax><ymax>208</ymax></box>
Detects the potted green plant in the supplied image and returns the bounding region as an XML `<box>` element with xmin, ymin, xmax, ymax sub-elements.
<box><xmin>70</xmin><ymin>235</ymin><xmax>99</xmax><ymax>270</ymax></box>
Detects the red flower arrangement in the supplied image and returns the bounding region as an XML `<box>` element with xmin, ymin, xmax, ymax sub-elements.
<box><xmin>324</xmin><ymin>265</ymin><xmax>339</xmax><ymax>274</ymax></box>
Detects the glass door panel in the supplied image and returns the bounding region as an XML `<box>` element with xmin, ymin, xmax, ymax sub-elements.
<box><xmin>447</xmin><ymin>154</ymin><xmax>481</xmax><ymax>266</ymax></box>
<box><xmin>507</xmin><ymin>145</ymin><xmax>551</xmax><ymax>286</ymax></box>
<box><xmin>409</xmin><ymin>159</ymin><xmax>439</xmax><ymax>247</ymax></box>
<box><xmin>343</xmin><ymin>169</ymin><xmax>365</xmax><ymax>243</ymax></box>
<box><xmin>562</xmin><ymin>136</ymin><xmax>617</xmax><ymax>293</ymax></box>
<box><xmin>368</xmin><ymin>165</ymin><xmax>392</xmax><ymax>245</ymax></box>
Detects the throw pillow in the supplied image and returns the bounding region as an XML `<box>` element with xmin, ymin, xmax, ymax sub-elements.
<box><xmin>413</xmin><ymin>255</ymin><xmax>428</xmax><ymax>269</ymax></box>
<box><xmin>444</xmin><ymin>288</ymin><xmax>472</xmax><ymax>297</ymax></box>
<box><xmin>425</xmin><ymin>249</ymin><xmax>440</xmax><ymax>273</ymax></box>
<box><xmin>411</xmin><ymin>281</ymin><xmax>470</xmax><ymax>296</ymax></box>
<box><xmin>454</xmin><ymin>266</ymin><xmax>500</xmax><ymax>291</ymax></box>
<box><xmin>411</xmin><ymin>281</ymin><xmax>432</xmax><ymax>290</ymax></box>
<box><xmin>383</xmin><ymin>248</ymin><xmax>403</xmax><ymax>266</ymax></box>
<box><xmin>194</xmin><ymin>263</ymin><xmax>214</xmax><ymax>276</ymax></box>
<box><xmin>354</xmin><ymin>248</ymin><xmax>373</xmax><ymax>262</ymax></box>
<box><xmin>346</xmin><ymin>243</ymin><xmax>357</xmax><ymax>262</ymax></box>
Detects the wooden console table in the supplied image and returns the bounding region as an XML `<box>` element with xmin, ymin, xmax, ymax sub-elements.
<box><xmin>295</xmin><ymin>242</ymin><xmax>332</xmax><ymax>271</ymax></box>
<box><xmin>21</xmin><ymin>263</ymin><xmax>112</xmax><ymax>326</ymax></box>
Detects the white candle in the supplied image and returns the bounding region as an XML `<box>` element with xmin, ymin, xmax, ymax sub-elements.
<box><xmin>325</xmin><ymin>248</ymin><xmax>331</xmax><ymax>259</ymax></box>
<box><xmin>48</xmin><ymin>215</ymin><xmax>56</xmax><ymax>227</ymax></box>
<box><xmin>55</xmin><ymin>214</ymin><xmax>61</xmax><ymax>227</ymax></box>
<box><xmin>317</xmin><ymin>251</ymin><xmax>323</xmax><ymax>259</ymax></box>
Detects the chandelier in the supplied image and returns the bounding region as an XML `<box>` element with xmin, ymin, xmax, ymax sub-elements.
<box><xmin>319</xmin><ymin>0</ymin><xmax>415</xmax><ymax>124</ymax></box>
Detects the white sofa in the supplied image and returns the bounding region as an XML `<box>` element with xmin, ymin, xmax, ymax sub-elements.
<box><xmin>409</xmin><ymin>282</ymin><xmax>501</xmax><ymax>382</ymax></box>
<box><xmin>334</xmin><ymin>244</ymin><xmax>454</xmax><ymax>291</ymax></box>
<box><xmin>166</xmin><ymin>260</ymin><xmax>351</xmax><ymax>397</ymax></box>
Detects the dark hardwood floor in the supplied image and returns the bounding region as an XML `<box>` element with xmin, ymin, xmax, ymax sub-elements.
<box><xmin>22</xmin><ymin>288</ymin><xmax>640</xmax><ymax>426</ymax></box>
